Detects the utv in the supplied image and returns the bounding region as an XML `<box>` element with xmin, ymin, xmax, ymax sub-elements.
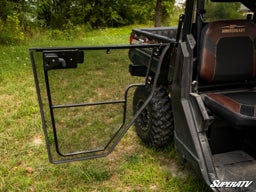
<box><xmin>30</xmin><ymin>0</ymin><xmax>256</xmax><ymax>191</ymax></box>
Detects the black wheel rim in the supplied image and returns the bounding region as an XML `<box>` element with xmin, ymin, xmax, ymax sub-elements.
<box><xmin>137</xmin><ymin>100</ymin><xmax>149</xmax><ymax>131</ymax></box>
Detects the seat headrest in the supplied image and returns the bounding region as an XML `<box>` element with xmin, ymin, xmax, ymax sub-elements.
<box><xmin>199</xmin><ymin>20</ymin><xmax>256</xmax><ymax>82</ymax></box>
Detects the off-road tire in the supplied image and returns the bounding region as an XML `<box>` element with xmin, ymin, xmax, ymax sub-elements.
<box><xmin>133</xmin><ymin>85</ymin><xmax>174</xmax><ymax>147</ymax></box>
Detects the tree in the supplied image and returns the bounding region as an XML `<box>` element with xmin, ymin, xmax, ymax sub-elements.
<box><xmin>155</xmin><ymin>0</ymin><xmax>175</xmax><ymax>27</ymax></box>
<box><xmin>155</xmin><ymin>0</ymin><xmax>163</xmax><ymax>27</ymax></box>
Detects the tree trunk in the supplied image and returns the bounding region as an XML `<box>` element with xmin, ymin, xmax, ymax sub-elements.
<box><xmin>155</xmin><ymin>0</ymin><xmax>162</xmax><ymax>27</ymax></box>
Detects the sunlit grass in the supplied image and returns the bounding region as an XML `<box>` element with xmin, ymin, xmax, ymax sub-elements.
<box><xmin>0</xmin><ymin>26</ymin><xmax>211</xmax><ymax>191</ymax></box>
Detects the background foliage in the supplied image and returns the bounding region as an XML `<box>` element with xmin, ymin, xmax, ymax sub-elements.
<box><xmin>0</xmin><ymin>0</ymin><xmax>175</xmax><ymax>44</ymax></box>
<box><xmin>0</xmin><ymin>0</ymin><xmax>247</xmax><ymax>44</ymax></box>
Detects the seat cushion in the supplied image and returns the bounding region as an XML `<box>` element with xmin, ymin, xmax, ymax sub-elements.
<box><xmin>204</xmin><ymin>92</ymin><xmax>256</xmax><ymax>127</ymax></box>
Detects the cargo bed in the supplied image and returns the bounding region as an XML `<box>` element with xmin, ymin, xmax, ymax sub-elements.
<box><xmin>129</xmin><ymin>26</ymin><xmax>177</xmax><ymax>82</ymax></box>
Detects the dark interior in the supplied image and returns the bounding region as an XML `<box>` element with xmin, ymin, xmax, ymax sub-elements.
<box><xmin>207</xmin><ymin>120</ymin><xmax>256</xmax><ymax>159</ymax></box>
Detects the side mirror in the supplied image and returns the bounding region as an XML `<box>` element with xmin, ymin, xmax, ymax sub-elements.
<box><xmin>44</xmin><ymin>50</ymin><xmax>84</xmax><ymax>70</ymax></box>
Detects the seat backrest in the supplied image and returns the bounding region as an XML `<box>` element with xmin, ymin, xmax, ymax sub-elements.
<box><xmin>199</xmin><ymin>20</ymin><xmax>256</xmax><ymax>82</ymax></box>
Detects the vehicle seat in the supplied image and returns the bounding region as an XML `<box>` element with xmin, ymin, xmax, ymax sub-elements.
<box><xmin>199</xmin><ymin>20</ymin><xmax>256</xmax><ymax>127</ymax></box>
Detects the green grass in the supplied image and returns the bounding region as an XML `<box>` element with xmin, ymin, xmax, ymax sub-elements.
<box><xmin>0</xmin><ymin>26</ymin><xmax>211</xmax><ymax>191</ymax></box>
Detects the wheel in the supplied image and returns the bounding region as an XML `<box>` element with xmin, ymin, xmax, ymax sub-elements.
<box><xmin>133</xmin><ymin>85</ymin><xmax>174</xmax><ymax>147</ymax></box>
